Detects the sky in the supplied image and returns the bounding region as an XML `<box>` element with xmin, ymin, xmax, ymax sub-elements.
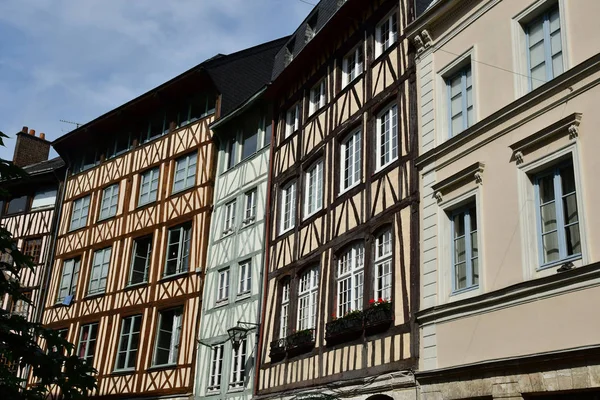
<box><xmin>0</xmin><ymin>0</ymin><xmax>313</xmax><ymax>161</ymax></box>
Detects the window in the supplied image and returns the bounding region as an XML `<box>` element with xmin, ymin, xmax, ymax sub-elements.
<box><xmin>304</xmin><ymin>160</ymin><xmax>323</xmax><ymax>218</ymax></box>
<box><xmin>77</xmin><ymin>323</ymin><xmax>98</xmax><ymax>365</ymax></box>
<box><xmin>280</xmin><ymin>181</ymin><xmax>296</xmax><ymax>234</ymax></box>
<box><xmin>57</xmin><ymin>257</ymin><xmax>80</xmax><ymax>303</ymax></box>
<box><xmin>6</xmin><ymin>195</ymin><xmax>28</xmax><ymax>215</ymax></box>
<box><xmin>128</xmin><ymin>236</ymin><xmax>152</xmax><ymax>286</ymax></box>
<box><xmin>243</xmin><ymin>190</ymin><xmax>257</xmax><ymax>224</ymax></box>
<box><xmin>238</xmin><ymin>259</ymin><xmax>252</xmax><ymax>294</ymax></box>
<box><xmin>285</xmin><ymin>104</ymin><xmax>300</xmax><ymax>138</ymax></box>
<box><xmin>99</xmin><ymin>184</ymin><xmax>119</xmax><ymax>220</ymax></box>
<box><xmin>341</xmin><ymin>130</ymin><xmax>361</xmax><ymax>192</ymax></box>
<box><xmin>31</xmin><ymin>188</ymin><xmax>57</xmax><ymax>210</ymax></box>
<box><xmin>70</xmin><ymin>196</ymin><xmax>90</xmax><ymax>231</ymax></box>
<box><xmin>230</xmin><ymin>338</ymin><xmax>247</xmax><ymax>388</ymax></box>
<box><xmin>309</xmin><ymin>80</ymin><xmax>326</xmax><ymax>115</ymax></box>
<box><xmin>375</xmin><ymin>12</ymin><xmax>398</xmax><ymax>57</ymax></box>
<box><xmin>88</xmin><ymin>247</ymin><xmax>111</xmax><ymax>295</ymax></box>
<box><xmin>446</xmin><ymin>65</ymin><xmax>473</xmax><ymax>137</ymax></box>
<box><xmin>12</xmin><ymin>291</ymin><xmax>31</xmax><ymax>318</ymax></box>
<box><xmin>208</xmin><ymin>344</ymin><xmax>224</xmax><ymax>391</ymax></box>
<box><xmin>23</xmin><ymin>238</ymin><xmax>42</xmax><ymax>264</ymax></box>
<box><xmin>342</xmin><ymin>45</ymin><xmax>364</xmax><ymax>87</ymax></box>
<box><xmin>297</xmin><ymin>267</ymin><xmax>319</xmax><ymax>331</ymax></box>
<box><xmin>451</xmin><ymin>205</ymin><xmax>479</xmax><ymax>292</ymax></box>
<box><xmin>223</xmin><ymin>200</ymin><xmax>236</xmax><ymax>235</ymax></box>
<box><xmin>173</xmin><ymin>152</ymin><xmax>197</xmax><ymax>193</ymax></box>
<box><xmin>164</xmin><ymin>223</ymin><xmax>192</xmax><ymax>277</ymax></box>
<box><xmin>227</xmin><ymin>138</ymin><xmax>237</xmax><ymax>170</ymax></box>
<box><xmin>262</xmin><ymin>115</ymin><xmax>272</xmax><ymax>147</ymax></box>
<box><xmin>279</xmin><ymin>281</ymin><xmax>290</xmax><ymax>339</ymax></box>
<box><xmin>139</xmin><ymin>168</ymin><xmax>159</xmax><ymax>206</ymax></box>
<box><xmin>374</xmin><ymin>230</ymin><xmax>392</xmax><ymax>300</ymax></box>
<box><xmin>107</xmin><ymin>133</ymin><xmax>132</xmax><ymax>159</ymax></box>
<box><xmin>142</xmin><ymin>114</ymin><xmax>168</xmax><ymax>144</ymax></box>
<box><xmin>241</xmin><ymin>126</ymin><xmax>258</xmax><ymax>161</ymax></box>
<box><xmin>377</xmin><ymin>104</ymin><xmax>399</xmax><ymax>170</ymax></box>
<box><xmin>153</xmin><ymin>308</ymin><xmax>183</xmax><ymax>366</ymax></box>
<box><xmin>115</xmin><ymin>315</ymin><xmax>142</xmax><ymax>371</ymax></box>
<box><xmin>73</xmin><ymin>151</ymin><xmax>98</xmax><ymax>174</ymax></box>
<box><xmin>217</xmin><ymin>269</ymin><xmax>230</xmax><ymax>302</ymax></box>
<box><xmin>526</xmin><ymin>6</ymin><xmax>563</xmax><ymax>91</ymax></box>
<box><xmin>535</xmin><ymin>162</ymin><xmax>580</xmax><ymax>266</ymax></box>
<box><xmin>337</xmin><ymin>243</ymin><xmax>364</xmax><ymax>317</ymax></box>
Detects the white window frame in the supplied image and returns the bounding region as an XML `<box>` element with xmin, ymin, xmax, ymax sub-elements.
<box><xmin>164</xmin><ymin>223</ymin><xmax>192</xmax><ymax>277</ymax></box>
<box><xmin>376</xmin><ymin>104</ymin><xmax>399</xmax><ymax>171</ymax></box>
<box><xmin>340</xmin><ymin>130</ymin><xmax>361</xmax><ymax>193</ymax></box>
<box><xmin>88</xmin><ymin>247</ymin><xmax>111</xmax><ymax>295</ymax></box>
<box><xmin>375</xmin><ymin>10</ymin><xmax>398</xmax><ymax>58</ymax></box>
<box><xmin>115</xmin><ymin>314</ymin><xmax>142</xmax><ymax>371</ymax></box>
<box><xmin>337</xmin><ymin>243</ymin><xmax>364</xmax><ymax>317</ymax></box>
<box><xmin>309</xmin><ymin>79</ymin><xmax>326</xmax><ymax>116</ymax></box>
<box><xmin>304</xmin><ymin>160</ymin><xmax>323</xmax><ymax>219</ymax></box>
<box><xmin>31</xmin><ymin>188</ymin><xmax>57</xmax><ymax>210</ymax></box>
<box><xmin>280</xmin><ymin>180</ymin><xmax>297</xmax><ymax>234</ymax></box>
<box><xmin>173</xmin><ymin>152</ymin><xmax>197</xmax><ymax>193</ymax></box>
<box><xmin>297</xmin><ymin>267</ymin><xmax>319</xmax><ymax>331</ymax></box>
<box><xmin>139</xmin><ymin>167</ymin><xmax>160</xmax><ymax>206</ymax></box>
<box><xmin>57</xmin><ymin>257</ymin><xmax>80</xmax><ymax>303</ymax></box>
<box><xmin>279</xmin><ymin>281</ymin><xmax>290</xmax><ymax>339</ymax></box>
<box><xmin>450</xmin><ymin>204</ymin><xmax>479</xmax><ymax>293</ymax></box>
<box><xmin>99</xmin><ymin>183</ymin><xmax>119</xmax><ymax>220</ymax></box>
<box><xmin>446</xmin><ymin>65</ymin><xmax>474</xmax><ymax>137</ymax></box>
<box><xmin>238</xmin><ymin>259</ymin><xmax>252</xmax><ymax>295</ymax></box>
<box><xmin>128</xmin><ymin>235</ymin><xmax>152</xmax><ymax>286</ymax></box>
<box><xmin>243</xmin><ymin>189</ymin><xmax>257</xmax><ymax>225</ymax></box>
<box><xmin>223</xmin><ymin>200</ymin><xmax>237</xmax><ymax>235</ymax></box>
<box><xmin>153</xmin><ymin>308</ymin><xmax>183</xmax><ymax>366</ymax></box>
<box><xmin>69</xmin><ymin>196</ymin><xmax>90</xmax><ymax>231</ymax></box>
<box><xmin>374</xmin><ymin>230</ymin><xmax>392</xmax><ymax>301</ymax></box>
<box><xmin>285</xmin><ymin>104</ymin><xmax>300</xmax><ymax>138</ymax></box>
<box><xmin>230</xmin><ymin>337</ymin><xmax>247</xmax><ymax>388</ymax></box>
<box><xmin>77</xmin><ymin>322</ymin><xmax>98</xmax><ymax>365</ymax></box>
<box><xmin>217</xmin><ymin>268</ymin><xmax>230</xmax><ymax>303</ymax></box>
<box><xmin>342</xmin><ymin>44</ymin><xmax>364</xmax><ymax>87</ymax></box>
<box><xmin>208</xmin><ymin>344</ymin><xmax>224</xmax><ymax>391</ymax></box>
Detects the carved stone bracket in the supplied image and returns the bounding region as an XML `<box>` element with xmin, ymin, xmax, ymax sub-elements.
<box><xmin>431</xmin><ymin>162</ymin><xmax>485</xmax><ymax>204</ymax></box>
<box><xmin>413</xmin><ymin>29</ymin><xmax>433</xmax><ymax>55</ymax></box>
<box><xmin>568</xmin><ymin>123</ymin><xmax>579</xmax><ymax>139</ymax></box>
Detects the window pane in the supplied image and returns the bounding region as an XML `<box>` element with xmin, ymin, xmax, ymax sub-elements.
<box><xmin>455</xmin><ymin>262</ymin><xmax>467</xmax><ymax>290</ymax></box>
<box><xmin>528</xmin><ymin>19</ymin><xmax>544</xmax><ymax>45</ymax></box>
<box><xmin>32</xmin><ymin>189</ymin><xmax>57</xmax><ymax>209</ymax></box>
<box><xmin>565</xmin><ymin>223</ymin><xmax>581</xmax><ymax>256</ymax></box>
<box><xmin>540</xmin><ymin>202</ymin><xmax>557</xmax><ymax>233</ymax></box>
<box><xmin>529</xmin><ymin>41</ymin><xmax>545</xmax><ymax>68</ymax></box>
<box><xmin>562</xmin><ymin>194</ymin><xmax>578</xmax><ymax>225</ymax></box>
<box><xmin>531</xmin><ymin>63</ymin><xmax>546</xmax><ymax>89</ymax></box>
<box><xmin>542</xmin><ymin>231</ymin><xmax>560</xmax><ymax>263</ymax></box>
<box><xmin>7</xmin><ymin>196</ymin><xmax>28</xmax><ymax>215</ymax></box>
<box><xmin>241</xmin><ymin>128</ymin><xmax>258</xmax><ymax>160</ymax></box>
<box><xmin>538</xmin><ymin>174</ymin><xmax>555</xmax><ymax>204</ymax></box>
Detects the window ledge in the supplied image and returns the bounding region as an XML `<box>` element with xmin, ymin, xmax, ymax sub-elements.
<box><xmin>340</xmin><ymin>72</ymin><xmax>365</xmax><ymax>95</ymax></box>
<box><xmin>97</xmin><ymin>214</ymin><xmax>117</xmax><ymax>224</ymax></box>
<box><xmin>111</xmin><ymin>368</ymin><xmax>135</xmax><ymax>376</ymax></box>
<box><xmin>339</xmin><ymin>181</ymin><xmax>361</xmax><ymax>197</ymax></box>
<box><xmin>450</xmin><ymin>285</ymin><xmax>479</xmax><ymax>297</ymax></box>
<box><xmin>215</xmin><ymin>299</ymin><xmax>229</xmax><ymax>308</ymax></box>
<box><xmin>84</xmin><ymin>292</ymin><xmax>106</xmax><ymax>300</ymax></box>
<box><xmin>171</xmin><ymin>185</ymin><xmax>196</xmax><ymax>198</ymax></box>
<box><xmin>147</xmin><ymin>363</ymin><xmax>177</xmax><ymax>372</ymax></box>
<box><xmin>124</xmin><ymin>282</ymin><xmax>148</xmax><ymax>291</ymax></box>
<box><xmin>228</xmin><ymin>385</ymin><xmax>245</xmax><ymax>393</ymax></box>
<box><xmin>236</xmin><ymin>292</ymin><xmax>252</xmax><ymax>302</ymax></box>
<box><xmin>67</xmin><ymin>225</ymin><xmax>88</xmax><ymax>234</ymax></box>
<box><xmin>278</xmin><ymin>226</ymin><xmax>295</xmax><ymax>237</ymax></box>
<box><xmin>373</xmin><ymin>157</ymin><xmax>400</xmax><ymax>177</ymax></box>
<box><xmin>372</xmin><ymin>41</ymin><xmax>397</xmax><ymax>64</ymax></box>
<box><xmin>136</xmin><ymin>200</ymin><xmax>157</xmax><ymax>211</ymax></box>
<box><xmin>536</xmin><ymin>255</ymin><xmax>582</xmax><ymax>272</ymax></box>
<box><xmin>159</xmin><ymin>271</ymin><xmax>189</xmax><ymax>283</ymax></box>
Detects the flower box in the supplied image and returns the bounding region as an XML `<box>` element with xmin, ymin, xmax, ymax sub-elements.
<box><xmin>364</xmin><ymin>299</ymin><xmax>393</xmax><ymax>334</ymax></box>
<box><xmin>325</xmin><ymin>311</ymin><xmax>363</xmax><ymax>345</ymax></box>
<box><xmin>269</xmin><ymin>338</ymin><xmax>286</xmax><ymax>361</ymax></box>
<box><xmin>286</xmin><ymin>329</ymin><xmax>315</xmax><ymax>357</ymax></box>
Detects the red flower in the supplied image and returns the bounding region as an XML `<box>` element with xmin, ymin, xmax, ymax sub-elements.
<box><xmin>378</xmin><ymin>298</ymin><xmax>384</xmax><ymax>303</ymax></box>
<box><xmin>369</xmin><ymin>299</ymin><xmax>375</xmax><ymax>304</ymax></box>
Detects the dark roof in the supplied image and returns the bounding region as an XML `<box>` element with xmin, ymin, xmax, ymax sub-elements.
<box><xmin>23</xmin><ymin>157</ymin><xmax>65</xmax><ymax>176</ymax></box>
<box><xmin>415</xmin><ymin>0</ymin><xmax>437</xmax><ymax>16</ymax></box>
<box><xmin>271</xmin><ymin>0</ymin><xmax>345</xmax><ymax>80</ymax></box>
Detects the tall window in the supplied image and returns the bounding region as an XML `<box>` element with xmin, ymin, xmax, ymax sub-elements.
<box><xmin>337</xmin><ymin>243</ymin><xmax>364</xmax><ymax>316</ymax></box>
<box><xmin>375</xmin><ymin>12</ymin><xmax>398</xmax><ymax>57</ymax></box>
<box><xmin>535</xmin><ymin>162</ymin><xmax>580</xmax><ymax>266</ymax></box>
<box><xmin>342</xmin><ymin>45</ymin><xmax>364</xmax><ymax>87</ymax></box>
<box><xmin>173</xmin><ymin>152</ymin><xmax>197</xmax><ymax>193</ymax></box>
<box><xmin>280</xmin><ymin>181</ymin><xmax>296</xmax><ymax>234</ymax></box>
<box><xmin>139</xmin><ymin>167</ymin><xmax>159</xmax><ymax>206</ymax></box>
<box><xmin>99</xmin><ymin>184</ymin><xmax>119</xmax><ymax>220</ymax></box>
<box><xmin>12</xmin><ymin>291</ymin><xmax>31</xmax><ymax>318</ymax></box>
<box><xmin>279</xmin><ymin>281</ymin><xmax>290</xmax><ymax>339</ymax></box>
<box><xmin>57</xmin><ymin>257</ymin><xmax>80</xmax><ymax>303</ymax></box>
<box><xmin>77</xmin><ymin>323</ymin><xmax>98</xmax><ymax>365</ymax></box>
<box><xmin>447</xmin><ymin>65</ymin><xmax>473</xmax><ymax>137</ymax></box>
<box><xmin>241</xmin><ymin>125</ymin><xmax>258</xmax><ymax>160</ymax></box>
<box><xmin>238</xmin><ymin>259</ymin><xmax>252</xmax><ymax>294</ymax></box>
<box><xmin>115</xmin><ymin>315</ymin><xmax>142</xmax><ymax>371</ymax></box>
<box><xmin>223</xmin><ymin>200</ymin><xmax>236</xmax><ymax>235</ymax></box>
<box><xmin>377</xmin><ymin>104</ymin><xmax>398</xmax><ymax>170</ymax></box>
<box><xmin>88</xmin><ymin>247</ymin><xmax>111</xmax><ymax>295</ymax></box>
<box><xmin>208</xmin><ymin>344</ymin><xmax>224</xmax><ymax>391</ymax></box>
<box><xmin>243</xmin><ymin>189</ymin><xmax>257</xmax><ymax>224</ymax></box>
<box><xmin>297</xmin><ymin>267</ymin><xmax>319</xmax><ymax>331</ymax></box>
<box><xmin>217</xmin><ymin>269</ymin><xmax>230</xmax><ymax>302</ymax></box>
<box><xmin>70</xmin><ymin>196</ymin><xmax>90</xmax><ymax>231</ymax></box>
<box><xmin>451</xmin><ymin>205</ymin><xmax>479</xmax><ymax>291</ymax></box>
<box><xmin>31</xmin><ymin>188</ymin><xmax>57</xmax><ymax>210</ymax></box>
<box><xmin>526</xmin><ymin>7</ymin><xmax>563</xmax><ymax>91</ymax></box>
<box><xmin>309</xmin><ymin>80</ymin><xmax>326</xmax><ymax>115</ymax></box>
<box><xmin>153</xmin><ymin>308</ymin><xmax>183</xmax><ymax>366</ymax></box>
<box><xmin>305</xmin><ymin>160</ymin><xmax>323</xmax><ymax>218</ymax></box>
<box><xmin>6</xmin><ymin>195</ymin><xmax>28</xmax><ymax>215</ymax></box>
<box><xmin>227</xmin><ymin>138</ymin><xmax>237</xmax><ymax>170</ymax></box>
<box><xmin>374</xmin><ymin>230</ymin><xmax>392</xmax><ymax>300</ymax></box>
<box><xmin>22</xmin><ymin>237</ymin><xmax>42</xmax><ymax>264</ymax></box>
<box><xmin>341</xmin><ymin>130</ymin><xmax>361</xmax><ymax>192</ymax></box>
<box><xmin>285</xmin><ymin>104</ymin><xmax>300</xmax><ymax>137</ymax></box>
<box><xmin>230</xmin><ymin>338</ymin><xmax>247</xmax><ymax>388</ymax></box>
<box><xmin>164</xmin><ymin>223</ymin><xmax>192</xmax><ymax>277</ymax></box>
<box><xmin>129</xmin><ymin>236</ymin><xmax>152</xmax><ymax>285</ymax></box>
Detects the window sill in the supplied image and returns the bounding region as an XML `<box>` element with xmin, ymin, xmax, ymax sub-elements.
<box><xmin>537</xmin><ymin>255</ymin><xmax>582</xmax><ymax>272</ymax></box>
<box><xmin>137</xmin><ymin>200</ymin><xmax>157</xmax><ymax>211</ymax></box>
<box><xmin>67</xmin><ymin>225</ymin><xmax>87</xmax><ymax>234</ymax></box>
<box><xmin>450</xmin><ymin>285</ymin><xmax>479</xmax><ymax>297</ymax></box>
<box><xmin>221</xmin><ymin>229</ymin><xmax>235</xmax><ymax>238</ymax></box>
<box><xmin>278</xmin><ymin>226</ymin><xmax>295</xmax><ymax>237</ymax></box>
<box><xmin>228</xmin><ymin>385</ymin><xmax>245</xmax><ymax>393</ymax></box>
<box><xmin>339</xmin><ymin>181</ymin><xmax>361</xmax><ymax>197</ymax></box>
<box><xmin>160</xmin><ymin>271</ymin><xmax>189</xmax><ymax>283</ymax></box>
<box><xmin>373</xmin><ymin>157</ymin><xmax>399</xmax><ymax>176</ymax></box>
<box><xmin>111</xmin><ymin>368</ymin><xmax>135</xmax><ymax>376</ymax></box>
<box><xmin>124</xmin><ymin>281</ymin><xmax>148</xmax><ymax>291</ymax></box>
<box><xmin>84</xmin><ymin>292</ymin><xmax>106</xmax><ymax>300</ymax></box>
<box><xmin>303</xmin><ymin>207</ymin><xmax>323</xmax><ymax>222</ymax></box>
<box><xmin>147</xmin><ymin>363</ymin><xmax>177</xmax><ymax>372</ymax></box>
<box><xmin>340</xmin><ymin>72</ymin><xmax>364</xmax><ymax>95</ymax></box>
<box><xmin>372</xmin><ymin>41</ymin><xmax>397</xmax><ymax>65</ymax></box>
<box><xmin>97</xmin><ymin>214</ymin><xmax>117</xmax><ymax>224</ymax></box>
<box><xmin>171</xmin><ymin>185</ymin><xmax>196</xmax><ymax>198</ymax></box>
<box><xmin>236</xmin><ymin>291</ymin><xmax>251</xmax><ymax>301</ymax></box>
<box><xmin>240</xmin><ymin>220</ymin><xmax>256</xmax><ymax>230</ymax></box>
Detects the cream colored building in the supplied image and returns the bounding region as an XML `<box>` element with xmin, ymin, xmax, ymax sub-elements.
<box><xmin>408</xmin><ymin>0</ymin><xmax>600</xmax><ymax>399</ymax></box>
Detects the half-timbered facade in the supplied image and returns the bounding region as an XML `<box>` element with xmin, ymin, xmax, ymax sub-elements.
<box><xmin>408</xmin><ymin>0</ymin><xmax>600</xmax><ymax>399</ymax></box>
<box><xmin>257</xmin><ymin>0</ymin><xmax>419</xmax><ymax>398</ymax></box>
<box><xmin>41</xmin><ymin>39</ymin><xmax>287</xmax><ymax>400</ymax></box>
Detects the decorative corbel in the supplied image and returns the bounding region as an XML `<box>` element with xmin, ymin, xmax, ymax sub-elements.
<box><xmin>421</xmin><ymin>29</ymin><xmax>433</xmax><ymax>49</ymax></box>
<box><xmin>414</xmin><ymin>35</ymin><xmax>425</xmax><ymax>54</ymax></box>
<box><xmin>514</xmin><ymin>150</ymin><xmax>524</xmax><ymax>165</ymax></box>
<box><xmin>433</xmin><ymin>191</ymin><xmax>443</xmax><ymax>203</ymax></box>
<box><xmin>568</xmin><ymin>123</ymin><xmax>579</xmax><ymax>139</ymax></box>
<box><xmin>474</xmin><ymin>171</ymin><xmax>483</xmax><ymax>185</ymax></box>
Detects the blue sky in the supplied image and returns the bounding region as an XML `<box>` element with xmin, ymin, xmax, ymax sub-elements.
<box><xmin>0</xmin><ymin>0</ymin><xmax>312</xmax><ymax>161</ymax></box>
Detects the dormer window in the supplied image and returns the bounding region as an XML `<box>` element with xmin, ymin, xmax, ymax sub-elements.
<box><xmin>285</xmin><ymin>38</ymin><xmax>296</xmax><ymax>66</ymax></box>
<box><xmin>305</xmin><ymin>11</ymin><xmax>319</xmax><ymax>43</ymax></box>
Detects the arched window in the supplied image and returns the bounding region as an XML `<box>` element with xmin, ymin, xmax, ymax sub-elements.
<box><xmin>336</xmin><ymin>242</ymin><xmax>364</xmax><ymax>317</ymax></box>
<box><xmin>297</xmin><ymin>267</ymin><xmax>319</xmax><ymax>331</ymax></box>
<box><xmin>374</xmin><ymin>229</ymin><xmax>392</xmax><ymax>300</ymax></box>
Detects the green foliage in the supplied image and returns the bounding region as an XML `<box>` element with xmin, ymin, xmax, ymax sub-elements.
<box><xmin>0</xmin><ymin>134</ymin><xmax>97</xmax><ymax>399</ymax></box>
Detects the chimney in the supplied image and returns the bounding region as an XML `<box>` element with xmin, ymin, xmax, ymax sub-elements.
<box><xmin>12</xmin><ymin>127</ymin><xmax>51</xmax><ymax>167</ymax></box>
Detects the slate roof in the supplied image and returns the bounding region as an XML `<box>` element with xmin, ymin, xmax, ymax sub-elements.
<box><xmin>415</xmin><ymin>0</ymin><xmax>438</xmax><ymax>16</ymax></box>
<box><xmin>23</xmin><ymin>157</ymin><xmax>65</xmax><ymax>176</ymax></box>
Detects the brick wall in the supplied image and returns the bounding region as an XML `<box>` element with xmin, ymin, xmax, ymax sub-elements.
<box><xmin>12</xmin><ymin>127</ymin><xmax>51</xmax><ymax>168</ymax></box>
